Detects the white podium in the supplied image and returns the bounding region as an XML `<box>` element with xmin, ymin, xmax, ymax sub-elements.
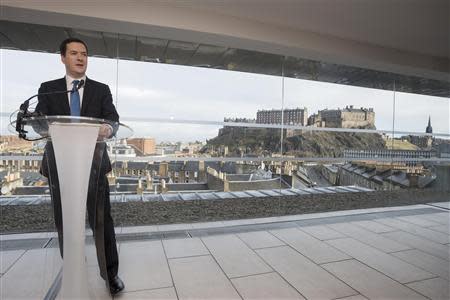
<box><xmin>16</xmin><ymin>116</ymin><xmax>132</xmax><ymax>299</ymax></box>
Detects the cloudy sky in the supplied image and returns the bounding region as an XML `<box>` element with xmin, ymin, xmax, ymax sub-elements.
<box><xmin>1</xmin><ymin>49</ymin><xmax>448</xmax><ymax>142</ymax></box>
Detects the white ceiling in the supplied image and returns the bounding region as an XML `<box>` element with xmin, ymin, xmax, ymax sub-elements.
<box><xmin>183</xmin><ymin>0</ymin><xmax>449</xmax><ymax>59</ymax></box>
<box><xmin>1</xmin><ymin>0</ymin><xmax>448</xmax><ymax>82</ymax></box>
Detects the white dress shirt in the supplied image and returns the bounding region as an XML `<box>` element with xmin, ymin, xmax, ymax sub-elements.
<box><xmin>64</xmin><ymin>74</ymin><xmax>113</xmax><ymax>137</ymax></box>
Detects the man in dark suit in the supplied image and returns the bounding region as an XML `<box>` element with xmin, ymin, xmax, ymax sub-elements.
<box><xmin>35</xmin><ymin>38</ymin><xmax>124</xmax><ymax>295</ymax></box>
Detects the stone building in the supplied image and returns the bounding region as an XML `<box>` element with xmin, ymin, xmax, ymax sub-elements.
<box><xmin>1</xmin><ymin>171</ymin><xmax>23</xmax><ymax>195</ymax></box>
<box><xmin>308</xmin><ymin>105</ymin><xmax>375</xmax><ymax>129</ymax></box>
<box><xmin>0</xmin><ymin>135</ymin><xmax>33</xmax><ymax>152</ymax></box>
<box><xmin>0</xmin><ymin>153</ymin><xmax>42</xmax><ymax>172</ymax></box>
<box><xmin>343</xmin><ymin>149</ymin><xmax>436</xmax><ymax>165</ymax></box>
<box><xmin>404</xmin><ymin>117</ymin><xmax>433</xmax><ymax>149</ymax></box>
<box><xmin>337</xmin><ymin>162</ymin><xmax>435</xmax><ymax>190</ymax></box>
<box><xmin>256</xmin><ymin>108</ymin><xmax>308</xmax><ymax>125</ymax></box>
<box><xmin>437</xmin><ymin>143</ymin><xmax>450</xmax><ymax>158</ymax></box>
<box><xmin>307</xmin><ymin>113</ymin><xmax>324</xmax><ymax>127</ymax></box>
<box><xmin>206</xmin><ymin>166</ymin><xmax>285</xmax><ymax>192</ymax></box>
<box><xmin>224</xmin><ymin>117</ymin><xmax>256</xmax><ymax>124</ymax></box>
<box><xmin>110</xmin><ymin>160</ymin><xmax>236</xmax><ymax>185</ymax></box>
<box><xmin>126</xmin><ymin>138</ymin><xmax>156</xmax><ymax>155</ymax></box>
<box><xmin>107</xmin><ymin>141</ymin><xmax>137</xmax><ymax>157</ymax></box>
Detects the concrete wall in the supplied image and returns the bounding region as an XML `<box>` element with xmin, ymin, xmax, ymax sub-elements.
<box><xmin>206</xmin><ymin>173</ymin><xmax>225</xmax><ymax>191</ymax></box>
<box><xmin>166</xmin><ymin>183</ymin><xmax>208</xmax><ymax>192</ymax></box>
<box><xmin>3</xmin><ymin>189</ymin><xmax>448</xmax><ymax>233</ymax></box>
<box><xmin>321</xmin><ymin>166</ymin><xmax>338</xmax><ymax>185</ymax></box>
<box><xmin>228</xmin><ymin>178</ymin><xmax>281</xmax><ymax>192</ymax></box>
<box><xmin>432</xmin><ymin>165</ymin><xmax>450</xmax><ymax>192</ymax></box>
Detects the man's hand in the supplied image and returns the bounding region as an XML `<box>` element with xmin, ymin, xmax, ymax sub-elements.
<box><xmin>98</xmin><ymin>124</ymin><xmax>113</xmax><ymax>141</ymax></box>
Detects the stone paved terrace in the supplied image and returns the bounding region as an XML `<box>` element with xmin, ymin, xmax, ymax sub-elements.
<box><xmin>1</xmin><ymin>202</ymin><xmax>449</xmax><ymax>299</ymax></box>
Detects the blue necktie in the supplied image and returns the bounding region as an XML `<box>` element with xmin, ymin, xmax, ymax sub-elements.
<box><xmin>70</xmin><ymin>80</ymin><xmax>81</xmax><ymax>116</ymax></box>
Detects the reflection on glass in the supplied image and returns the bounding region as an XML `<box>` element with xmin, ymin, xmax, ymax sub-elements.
<box><xmin>282</xmin><ymin>130</ymin><xmax>385</xmax><ymax>158</ymax></box>
<box><xmin>105</xmin><ymin>122</ymin><xmax>284</xmax><ymax>196</ymax></box>
<box><xmin>0</xmin><ymin>48</ymin><xmax>120</xmax><ymax>218</ymax></box>
<box><xmin>2</xmin><ymin>39</ymin><xmax>449</xmax><ymax>236</ymax></box>
<box><xmin>115</xmin><ymin>59</ymin><xmax>282</xmax><ymax>122</ymax></box>
<box><xmin>394</xmin><ymin>91</ymin><xmax>449</xmax><ymax>135</ymax></box>
<box><xmin>283</xmin><ymin>78</ymin><xmax>394</xmax><ymax>132</ymax></box>
<box><xmin>108</xmin><ymin>158</ymin><xmax>284</xmax><ymax>196</ymax></box>
<box><xmin>205</xmin><ymin>126</ymin><xmax>282</xmax><ymax>158</ymax></box>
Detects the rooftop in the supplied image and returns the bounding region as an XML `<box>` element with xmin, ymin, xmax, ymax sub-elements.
<box><xmin>0</xmin><ymin>185</ymin><xmax>373</xmax><ymax>205</ymax></box>
<box><xmin>1</xmin><ymin>201</ymin><xmax>449</xmax><ymax>299</ymax></box>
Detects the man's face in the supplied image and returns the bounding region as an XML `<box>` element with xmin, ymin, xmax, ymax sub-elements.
<box><xmin>61</xmin><ymin>42</ymin><xmax>88</xmax><ymax>78</ymax></box>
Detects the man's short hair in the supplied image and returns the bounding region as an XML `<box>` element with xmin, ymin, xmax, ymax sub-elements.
<box><xmin>59</xmin><ymin>38</ymin><xmax>89</xmax><ymax>56</ymax></box>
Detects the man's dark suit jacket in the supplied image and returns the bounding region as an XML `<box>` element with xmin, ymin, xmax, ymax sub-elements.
<box><xmin>35</xmin><ymin>77</ymin><xmax>119</xmax><ymax>176</ymax></box>
<box><xmin>35</xmin><ymin>77</ymin><xmax>121</xmax><ymax>279</ymax></box>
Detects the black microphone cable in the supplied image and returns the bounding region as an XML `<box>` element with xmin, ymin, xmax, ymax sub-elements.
<box><xmin>12</xmin><ymin>80</ymin><xmax>86</xmax><ymax>140</ymax></box>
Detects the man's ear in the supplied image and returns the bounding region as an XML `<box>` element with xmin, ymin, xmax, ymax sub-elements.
<box><xmin>60</xmin><ymin>54</ymin><xmax>66</xmax><ymax>65</ymax></box>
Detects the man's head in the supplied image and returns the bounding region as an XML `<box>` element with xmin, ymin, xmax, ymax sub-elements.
<box><xmin>60</xmin><ymin>38</ymin><xmax>88</xmax><ymax>78</ymax></box>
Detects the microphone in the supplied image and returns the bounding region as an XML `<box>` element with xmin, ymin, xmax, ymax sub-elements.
<box><xmin>77</xmin><ymin>79</ymin><xmax>85</xmax><ymax>90</ymax></box>
<box><xmin>15</xmin><ymin>80</ymin><xmax>85</xmax><ymax>139</ymax></box>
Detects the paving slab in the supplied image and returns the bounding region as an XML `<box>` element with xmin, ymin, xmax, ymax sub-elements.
<box><xmin>0</xmin><ymin>248</ymin><xmax>61</xmax><ymax>299</ymax></box>
<box><xmin>162</xmin><ymin>237</ymin><xmax>209</xmax><ymax>259</ymax></box>
<box><xmin>270</xmin><ymin>228</ymin><xmax>349</xmax><ymax>264</ymax></box>
<box><xmin>86</xmin><ymin>243</ymin><xmax>99</xmax><ymax>267</ymax></box>
<box><xmin>4</xmin><ymin>203</ymin><xmax>450</xmax><ymax>299</ymax></box>
<box><xmin>351</xmin><ymin>220</ymin><xmax>397</xmax><ymax>233</ymax></box>
<box><xmin>391</xmin><ymin>249</ymin><xmax>450</xmax><ymax>280</ymax></box>
<box><xmin>0</xmin><ymin>250</ymin><xmax>25</xmax><ymax>274</ymax></box>
<box><xmin>298</xmin><ymin>225</ymin><xmax>346</xmax><ymax>241</ymax></box>
<box><xmin>376</xmin><ymin>218</ymin><xmax>450</xmax><ymax>244</ymax></box>
<box><xmin>327</xmin><ymin>222</ymin><xmax>411</xmax><ymax>253</ymax></box>
<box><xmin>237</xmin><ymin>231</ymin><xmax>285</xmax><ymax>249</ymax></box>
<box><xmin>231</xmin><ymin>272</ymin><xmax>305</xmax><ymax>299</ymax></box>
<box><xmin>256</xmin><ymin>246</ymin><xmax>356</xmax><ymax>300</ymax></box>
<box><xmin>397</xmin><ymin>215</ymin><xmax>443</xmax><ymax>227</ymax></box>
<box><xmin>322</xmin><ymin>259</ymin><xmax>427</xmax><ymax>300</ymax></box>
<box><xmin>169</xmin><ymin>255</ymin><xmax>240</xmax><ymax>300</ymax></box>
<box><xmin>429</xmin><ymin>202</ymin><xmax>450</xmax><ymax>210</ymax></box>
<box><xmin>87</xmin><ymin>266</ymin><xmax>112</xmax><ymax>300</ymax></box>
<box><xmin>338</xmin><ymin>295</ymin><xmax>368</xmax><ymax>300</ymax></box>
<box><xmin>414</xmin><ymin>212</ymin><xmax>450</xmax><ymax>225</ymax></box>
<box><xmin>201</xmin><ymin>234</ymin><xmax>272</xmax><ymax>278</ymax></box>
<box><xmin>381</xmin><ymin>231</ymin><xmax>450</xmax><ymax>261</ymax></box>
<box><xmin>429</xmin><ymin>225</ymin><xmax>450</xmax><ymax>234</ymax></box>
<box><xmin>117</xmin><ymin>287</ymin><xmax>177</xmax><ymax>299</ymax></box>
<box><xmin>407</xmin><ymin>277</ymin><xmax>450</xmax><ymax>300</ymax></box>
<box><xmin>326</xmin><ymin>238</ymin><xmax>434</xmax><ymax>283</ymax></box>
<box><xmin>118</xmin><ymin>240</ymin><xmax>172</xmax><ymax>292</ymax></box>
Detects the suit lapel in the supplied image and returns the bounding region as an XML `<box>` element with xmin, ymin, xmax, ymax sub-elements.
<box><xmin>57</xmin><ymin>77</ymin><xmax>71</xmax><ymax>115</ymax></box>
<box><xmin>80</xmin><ymin>77</ymin><xmax>93</xmax><ymax>116</ymax></box>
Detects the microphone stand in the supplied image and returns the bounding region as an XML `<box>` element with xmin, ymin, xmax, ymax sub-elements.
<box><xmin>15</xmin><ymin>80</ymin><xmax>85</xmax><ymax>140</ymax></box>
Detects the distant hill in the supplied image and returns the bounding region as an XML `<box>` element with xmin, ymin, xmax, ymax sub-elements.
<box><xmin>205</xmin><ymin>127</ymin><xmax>386</xmax><ymax>157</ymax></box>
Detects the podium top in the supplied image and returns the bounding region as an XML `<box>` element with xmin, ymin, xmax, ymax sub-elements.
<box><xmin>11</xmin><ymin>115</ymin><xmax>133</xmax><ymax>141</ymax></box>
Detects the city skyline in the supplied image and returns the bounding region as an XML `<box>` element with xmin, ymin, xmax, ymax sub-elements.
<box><xmin>1</xmin><ymin>49</ymin><xmax>448</xmax><ymax>143</ymax></box>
